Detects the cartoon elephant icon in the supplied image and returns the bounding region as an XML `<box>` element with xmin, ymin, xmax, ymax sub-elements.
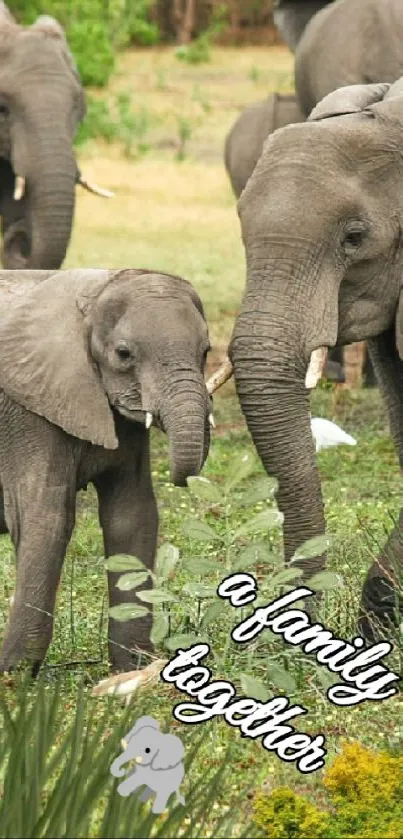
<box><xmin>110</xmin><ymin>715</ymin><xmax>185</xmax><ymax>813</ymax></box>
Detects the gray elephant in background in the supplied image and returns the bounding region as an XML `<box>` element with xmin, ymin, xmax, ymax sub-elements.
<box><xmin>273</xmin><ymin>0</ymin><xmax>333</xmax><ymax>53</ymax></box>
<box><xmin>110</xmin><ymin>716</ymin><xmax>185</xmax><ymax>813</ymax></box>
<box><xmin>230</xmin><ymin>78</ymin><xmax>403</xmax><ymax>642</ymax></box>
<box><xmin>0</xmin><ymin>3</ymin><xmax>110</xmax><ymax>270</ymax></box>
<box><xmin>0</xmin><ymin>268</ymin><xmax>212</xmax><ymax>674</ymax></box>
<box><xmin>224</xmin><ymin>94</ymin><xmax>304</xmax><ymax>199</ymax></box>
<box><xmin>275</xmin><ymin>0</ymin><xmax>403</xmax><ymax>118</ymax></box>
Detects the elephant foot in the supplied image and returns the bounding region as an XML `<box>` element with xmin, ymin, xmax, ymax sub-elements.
<box><xmin>0</xmin><ymin>626</ymin><xmax>50</xmax><ymax>678</ymax></box>
<box><xmin>152</xmin><ymin>793</ymin><xmax>169</xmax><ymax>814</ymax></box>
<box><xmin>109</xmin><ymin>638</ymin><xmax>155</xmax><ymax>674</ymax></box>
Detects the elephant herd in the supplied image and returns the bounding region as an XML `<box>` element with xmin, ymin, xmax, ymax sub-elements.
<box><xmin>0</xmin><ymin>0</ymin><xmax>403</xmax><ymax>676</ymax></box>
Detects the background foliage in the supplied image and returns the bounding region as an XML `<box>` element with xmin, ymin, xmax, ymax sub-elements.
<box><xmin>7</xmin><ymin>1</ymin><xmax>286</xmax><ymax>87</ymax></box>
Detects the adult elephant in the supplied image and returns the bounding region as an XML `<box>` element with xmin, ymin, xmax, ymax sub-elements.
<box><xmin>274</xmin><ymin>0</ymin><xmax>403</xmax><ymax>117</ymax></box>
<box><xmin>274</xmin><ymin>0</ymin><xmax>403</xmax><ymax>388</ymax></box>
<box><xmin>0</xmin><ymin>5</ymin><xmax>110</xmax><ymax>269</ymax></box>
<box><xmin>228</xmin><ymin>79</ymin><xmax>403</xmax><ymax>643</ymax></box>
<box><xmin>0</xmin><ymin>268</ymin><xmax>214</xmax><ymax>674</ymax></box>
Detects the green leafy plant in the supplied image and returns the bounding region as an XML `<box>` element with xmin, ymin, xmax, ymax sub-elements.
<box><xmin>108</xmin><ymin>452</ymin><xmax>342</xmax><ymax>700</ymax></box>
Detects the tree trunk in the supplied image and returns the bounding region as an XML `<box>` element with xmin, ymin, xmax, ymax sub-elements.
<box><xmin>228</xmin><ymin>0</ymin><xmax>241</xmax><ymax>38</ymax></box>
<box><xmin>172</xmin><ymin>0</ymin><xmax>196</xmax><ymax>44</ymax></box>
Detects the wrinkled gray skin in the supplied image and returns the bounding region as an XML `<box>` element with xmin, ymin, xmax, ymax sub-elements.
<box><xmin>229</xmin><ymin>79</ymin><xmax>403</xmax><ymax>642</ymax></box>
<box><xmin>110</xmin><ymin>716</ymin><xmax>185</xmax><ymax>813</ymax></box>
<box><xmin>224</xmin><ymin>94</ymin><xmax>305</xmax><ymax>199</ymax></box>
<box><xmin>0</xmin><ymin>268</ymin><xmax>211</xmax><ymax>673</ymax></box>
<box><xmin>274</xmin><ymin>0</ymin><xmax>403</xmax><ymax>118</ymax></box>
<box><xmin>0</xmin><ymin>5</ymin><xmax>86</xmax><ymax>268</ymax></box>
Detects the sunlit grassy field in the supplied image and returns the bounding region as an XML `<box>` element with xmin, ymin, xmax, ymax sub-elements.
<box><xmin>0</xmin><ymin>45</ymin><xmax>402</xmax><ymax>836</ymax></box>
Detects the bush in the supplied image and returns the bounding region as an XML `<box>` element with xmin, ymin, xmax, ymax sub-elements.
<box><xmin>67</xmin><ymin>20</ymin><xmax>116</xmax><ymax>87</ymax></box>
<box><xmin>252</xmin><ymin>743</ymin><xmax>403</xmax><ymax>839</ymax></box>
<box><xmin>75</xmin><ymin>92</ymin><xmax>154</xmax><ymax>159</ymax></box>
<box><xmin>324</xmin><ymin>742</ymin><xmax>403</xmax><ymax>839</ymax></box>
<box><xmin>253</xmin><ymin>787</ymin><xmax>324</xmax><ymax>839</ymax></box>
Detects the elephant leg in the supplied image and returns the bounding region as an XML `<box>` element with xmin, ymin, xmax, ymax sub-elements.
<box><xmin>139</xmin><ymin>786</ymin><xmax>154</xmax><ymax>802</ymax></box>
<box><xmin>0</xmin><ymin>481</ymin><xmax>76</xmax><ymax>673</ymax></box>
<box><xmin>152</xmin><ymin>790</ymin><xmax>170</xmax><ymax>814</ymax></box>
<box><xmin>94</xmin><ymin>433</ymin><xmax>158</xmax><ymax>671</ymax></box>
<box><xmin>117</xmin><ymin>773</ymin><xmax>144</xmax><ymax>798</ymax></box>
<box><xmin>358</xmin><ymin>331</ymin><xmax>403</xmax><ymax>641</ymax></box>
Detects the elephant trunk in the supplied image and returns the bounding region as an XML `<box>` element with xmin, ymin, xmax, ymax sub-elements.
<box><xmin>6</xmin><ymin>99</ymin><xmax>77</xmax><ymax>269</ymax></box>
<box><xmin>110</xmin><ymin>752</ymin><xmax>127</xmax><ymax>778</ymax></box>
<box><xmin>231</xmin><ymin>263</ymin><xmax>337</xmax><ymax>578</ymax></box>
<box><xmin>161</xmin><ymin>373</ymin><xmax>210</xmax><ymax>487</ymax></box>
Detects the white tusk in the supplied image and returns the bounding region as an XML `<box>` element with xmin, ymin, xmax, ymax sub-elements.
<box><xmin>77</xmin><ymin>175</ymin><xmax>114</xmax><ymax>198</ymax></box>
<box><xmin>206</xmin><ymin>358</ymin><xmax>233</xmax><ymax>395</ymax></box>
<box><xmin>145</xmin><ymin>412</ymin><xmax>153</xmax><ymax>429</ymax></box>
<box><xmin>135</xmin><ymin>756</ymin><xmax>143</xmax><ymax>764</ymax></box>
<box><xmin>14</xmin><ymin>175</ymin><xmax>25</xmax><ymax>201</ymax></box>
<box><xmin>121</xmin><ymin>738</ymin><xmax>128</xmax><ymax>750</ymax></box>
<box><xmin>9</xmin><ymin>594</ymin><xmax>14</xmax><ymax>606</ymax></box>
<box><xmin>208</xmin><ymin>413</ymin><xmax>216</xmax><ymax>429</ymax></box>
<box><xmin>305</xmin><ymin>347</ymin><xmax>328</xmax><ymax>389</ymax></box>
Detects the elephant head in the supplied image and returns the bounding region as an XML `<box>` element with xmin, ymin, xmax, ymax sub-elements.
<box><xmin>0</xmin><ymin>10</ymin><xmax>109</xmax><ymax>270</ymax></box>
<box><xmin>229</xmin><ymin>79</ymin><xmax>403</xmax><ymax>621</ymax></box>
<box><xmin>110</xmin><ymin>716</ymin><xmax>184</xmax><ymax>791</ymax></box>
<box><xmin>0</xmin><ymin>268</ymin><xmax>212</xmax><ymax>485</ymax></box>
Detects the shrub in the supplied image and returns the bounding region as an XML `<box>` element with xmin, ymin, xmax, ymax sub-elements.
<box><xmin>324</xmin><ymin>742</ymin><xmax>403</xmax><ymax>839</ymax></box>
<box><xmin>252</xmin><ymin>743</ymin><xmax>403</xmax><ymax>839</ymax></box>
<box><xmin>67</xmin><ymin>20</ymin><xmax>115</xmax><ymax>87</ymax></box>
<box><xmin>253</xmin><ymin>787</ymin><xmax>325</xmax><ymax>839</ymax></box>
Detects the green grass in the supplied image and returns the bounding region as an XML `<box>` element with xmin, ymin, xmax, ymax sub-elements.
<box><xmin>0</xmin><ymin>45</ymin><xmax>402</xmax><ymax>836</ymax></box>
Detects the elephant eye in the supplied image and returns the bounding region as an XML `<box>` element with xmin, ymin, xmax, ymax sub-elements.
<box><xmin>0</xmin><ymin>103</ymin><xmax>9</xmax><ymax>119</ymax></box>
<box><xmin>342</xmin><ymin>224</ymin><xmax>367</xmax><ymax>253</ymax></box>
<box><xmin>115</xmin><ymin>342</ymin><xmax>132</xmax><ymax>361</ymax></box>
<box><xmin>145</xmin><ymin>747</ymin><xmax>151</xmax><ymax>754</ymax></box>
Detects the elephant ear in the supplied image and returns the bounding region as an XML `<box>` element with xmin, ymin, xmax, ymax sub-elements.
<box><xmin>0</xmin><ymin>269</ymin><xmax>118</xmax><ymax>449</ymax></box>
<box><xmin>308</xmin><ymin>83</ymin><xmax>391</xmax><ymax>122</ymax></box>
<box><xmin>151</xmin><ymin>733</ymin><xmax>184</xmax><ymax>771</ymax></box>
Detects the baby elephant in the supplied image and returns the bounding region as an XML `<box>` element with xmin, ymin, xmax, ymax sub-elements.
<box><xmin>110</xmin><ymin>715</ymin><xmax>185</xmax><ymax>813</ymax></box>
<box><xmin>0</xmin><ymin>268</ymin><xmax>212</xmax><ymax>674</ymax></box>
<box><xmin>224</xmin><ymin>93</ymin><xmax>305</xmax><ymax>198</ymax></box>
